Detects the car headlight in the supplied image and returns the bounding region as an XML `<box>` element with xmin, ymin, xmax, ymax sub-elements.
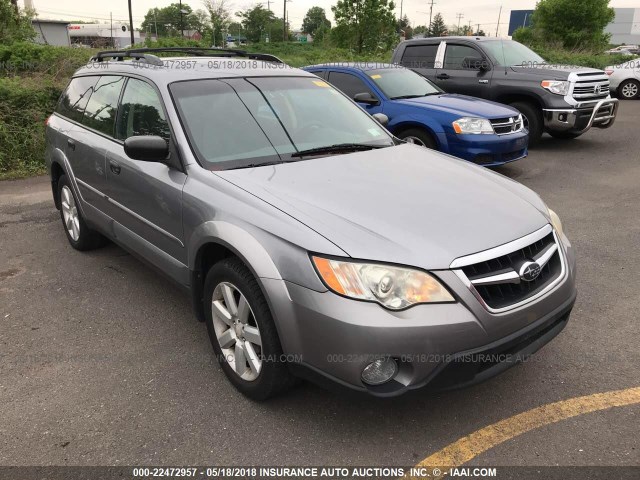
<box><xmin>452</xmin><ymin>117</ymin><xmax>494</xmax><ymax>135</ymax></box>
<box><xmin>541</xmin><ymin>80</ymin><xmax>570</xmax><ymax>96</ymax></box>
<box><xmin>548</xmin><ymin>208</ymin><xmax>564</xmax><ymax>237</ymax></box>
<box><xmin>311</xmin><ymin>256</ymin><xmax>454</xmax><ymax>310</ymax></box>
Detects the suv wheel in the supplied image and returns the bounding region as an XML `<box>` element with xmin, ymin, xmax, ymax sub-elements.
<box><xmin>618</xmin><ymin>79</ymin><xmax>640</xmax><ymax>100</ymax></box>
<box><xmin>510</xmin><ymin>101</ymin><xmax>543</xmax><ymax>146</ymax></box>
<box><xmin>398</xmin><ymin>128</ymin><xmax>437</xmax><ymax>149</ymax></box>
<box><xmin>57</xmin><ymin>175</ymin><xmax>106</xmax><ymax>251</ymax></box>
<box><xmin>203</xmin><ymin>257</ymin><xmax>296</xmax><ymax>400</ymax></box>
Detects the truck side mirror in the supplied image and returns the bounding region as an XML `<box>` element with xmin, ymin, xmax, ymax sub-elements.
<box><xmin>354</xmin><ymin>92</ymin><xmax>380</xmax><ymax>105</ymax></box>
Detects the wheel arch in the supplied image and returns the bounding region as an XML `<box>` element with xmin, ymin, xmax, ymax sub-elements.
<box><xmin>391</xmin><ymin>121</ymin><xmax>442</xmax><ymax>149</ymax></box>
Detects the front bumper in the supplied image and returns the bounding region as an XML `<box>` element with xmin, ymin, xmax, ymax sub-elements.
<box><xmin>262</xmin><ymin>234</ymin><xmax>577</xmax><ymax>397</ymax></box>
<box><xmin>445</xmin><ymin>130</ymin><xmax>529</xmax><ymax>167</ymax></box>
<box><xmin>543</xmin><ymin>98</ymin><xmax>619</xmax><ymax>134</ymax></box>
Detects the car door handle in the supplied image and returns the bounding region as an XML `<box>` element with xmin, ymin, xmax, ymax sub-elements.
<box><xmin>436</xmin><ymin>73</ymin><xmax>450</xmax><ymax>80</ymax></box>
<box><xmin>67</xmin><ymin>139</ymin><xmax>76</xmax><ymax>151</ymax></box>
<box><xmin>109</xmin><ymin>160</ymin><xmax>121</xmax><ymax>175</ymax></box>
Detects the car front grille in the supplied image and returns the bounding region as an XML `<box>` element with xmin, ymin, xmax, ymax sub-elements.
<box><xmin>572</xmin><ymin>72</ymin><xmax>610</xmax><ymax>101</ymax></box>
<box><xmin>455</xmin><ymin>228</ymin><xmax>564</xmax><ymax>311</ymax></box>
<box><xmin>490</xmin><ymin>116</ymin><xmax>524</xmax><ymax>135</ymax></box>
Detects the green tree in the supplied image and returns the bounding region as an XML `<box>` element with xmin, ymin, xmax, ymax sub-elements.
<box><xmin>141</xmin><ymin>3</ymin><xmax>197</xmax><ymax>38</ymax></box>
<box><xmin>302</xmin><ymin>7</ymin><xmax>331</xmax><ymax>36</ymax></box>
<box><xmin>238</xmin><ymin>5</ymin><xmax>285</xmax><ymax>43</ymax></box>
<box><xmin>0</xmin><ymin>0</ymin><xmax>35</xmax><ymax>43</ymax></box>
<box><xmin>398</xmin><ymin>14</ymin><xmax>412</xmax><ymax>39</ymax></box>
<box><xmin>331</xmin><ymin>0</ymin><xmax>397</xmax><ymax>53</ymax></box>
<box><xmin>428</xmin><ymin>13</ymin><xmax>447</xmax><ymax>37</ymax></box>
<box><xmin>523</xmin><ymin>0</ymin><xmax>615</xmax><ymax>51</ymax></box>
<box><xmin>204</xmin><ymin>0</ymin><xmax>232</xmax><ymax>47</ymax></box>
<box><xmin>413</xmin><ymin>25</ymin><xmax>428</xmax><ymax>35</ymax></box>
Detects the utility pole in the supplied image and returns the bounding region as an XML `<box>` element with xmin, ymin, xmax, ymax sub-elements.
<box><xmin>495</xmin><ymin>5</ymin><xmax>502</xmax><ymax>37</ymax></box>
<box><xmin>283</xmin><ymin>0</ymin><xmax>291</xmax><ymax>42</ymax></box>
<box><xmin>400</xmin><ymin>0</ymin><xmax>403</xmax><ymax>23</ymax></box>
<box><xmin>428</xmin><ymin>0</ymin><xmax>436</xmax><ymax>33</ymax></box>
<box><xmin>179</xmin><ymin>0</ymin><xmax>185</xmax><ymax>38</ymax></box>
<box><xmin>127</xmin><ymin>0</ymin><xmax>134</xmax><ymax>46</ymax></box>
<box><xmin>110</xmin><ymin>12</ymin><xmax>114</xmax><ymax>48</ymax></box>
<box><xmin>153</xmin><ymin>10</ymin><xmax>158</xmax><ymax>39</ymax></box>
<box><xmin>456</xmin><ymin>13</ymin><xmax>463</xmax><ymax>34</ymax></box>
<box><xmin>476</xmin><ymin>23</ymin><xmax>480</xmax><ymax>35</ymax></box>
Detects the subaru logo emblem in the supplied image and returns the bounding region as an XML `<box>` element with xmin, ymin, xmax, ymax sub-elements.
<box><xmin>519</xmin><ymin>261</ymin><xmax>542</xmax><ymax>282</ymax></box>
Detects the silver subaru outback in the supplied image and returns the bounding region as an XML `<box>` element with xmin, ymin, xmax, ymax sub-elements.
<box><xmin>45</xmin><ymin>48</ymin><xmax>576</xmax><ymax>399</ymax></box>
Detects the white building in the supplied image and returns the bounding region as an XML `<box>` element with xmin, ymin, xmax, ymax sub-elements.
<box><xmin>606</xmin><ymin>8</ymin><xmax>640</xmax><ymax>45</ymax></box>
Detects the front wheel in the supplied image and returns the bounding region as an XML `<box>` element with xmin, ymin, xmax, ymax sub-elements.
<box><xmin>548</xmin><ymin>131</ymin><xmax>582</xmax><ymax>140</ymax></box>
<box><xmin>510</xmin><ymin>101</ymin><xmax>543</xmax><ymax>147</ymax></box>
<box><xmin>618</xmin><ymin>79</ymin><xmax>640</xmax><ymax>100</ymax></box>
<box><xmin>397</xmin><ymin>128</ymin><xmax>437</xmax><ymax>150</ymax></box>
<box><xmin>203</xmin><ymin>257</ymin><xmax>296</xmax><ymax>400</ymax></box>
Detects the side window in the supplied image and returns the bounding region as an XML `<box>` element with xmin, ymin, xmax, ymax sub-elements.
<box><xmin>82</xmin><ymin>76</ymin><xmax>125</xmax><ymax>137</ymax></box>
<box><xmin>444</xmin><ymin>44</ymin><xmax>483</xmax><ymax>70</ymax></box>
<box><xmin>327</xmin><ymin>71</ymin><xmax>374</xmax><ymax>100</ymax></box>
<box><xmin>116</xmin><ymin>78</ymin><xmax>170</xmax><ymax>141</ymax></box>
<box><xmin>56</xmin><ymin>76</ymin><xmax>99</xmax><ymax>122</ymax></box>
<box><xmin>400</xmin><ymin>44</ymin><xmax>439</xmax><ymax>69</ymax></box>
<box><xmin>307</xmin><ymin>70</ymin><xmax>327</xmax><ymax>79</ymax></box>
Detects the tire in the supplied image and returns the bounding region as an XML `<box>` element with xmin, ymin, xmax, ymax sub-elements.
<box><xmin>510</xmin><ymin>101</ymin><xmax>543</xmax><ymax>147</ymax></box>
<box><xmin>618</xmin><ymin>79</ymin><xmax>640</xmax><ymax>100</ymax></box>
<box><xmin>203</xmin><ymin>257</ymin><xmax>296</xmax><ymax>400</ymax></box>
<box><xmin>397</xmin><ymin>128</ymin><xmax>438</xmax><ymax>149</ymax></box>
<box><xmin>57</xmin><ymin>175</ymin><xmax>107</xmax><ymax>251</ymax></box>
<box><xmin>548</xmin><ymin>131</ymin><xmax>582</xmax><ymax>140</ymax></box>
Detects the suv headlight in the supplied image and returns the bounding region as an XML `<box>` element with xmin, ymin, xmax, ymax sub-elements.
<box><xmin>311</xmin><ymin>256</ymin><xmax>454</xmax><ymax>310</ymax></box>
<box><xmin>541</xmin><ymin>80</ymin><xmax>570</xmax><ymax>96</ymax></box>
<box><xmin>452</xmin><ymin>117</ymin><xmax>494</xmax><ymax>135</ymax></box>
<box><xmin>548</xmin><ymin>208</ymin><xmax>564</xmax><ymax>237</ymax></box>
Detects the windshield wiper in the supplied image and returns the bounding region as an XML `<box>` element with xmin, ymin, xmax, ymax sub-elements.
<box><xmin>225</xmin><ymin>159</ymin><xmax>298</xmax><ymax>170</ymax></box>
<box><xmin>390</xmin><ymin>93</ymin><xmax>438</xmax><ymax>100</ymax></box>
<box><xmin>290</xmin><ymin>143</ymin><xmax>388</xmax><ymax>158</ymax></box>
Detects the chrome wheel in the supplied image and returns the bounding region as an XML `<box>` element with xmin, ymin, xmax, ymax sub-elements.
<box><xmin>403</xmin><ymin>135</ymin><xmax>426</xmax><ymax>147</ymax></box>
<box><xmin>61</xmin><ymin>185</ymin><xmax>80</xmax><ymax>241</ymax></box>
<box><xmin>211</xmin><ymin>282</ymin><xmax>262</xmax><ymax>381</ymax></box>
<box><xmin>621</xmin><ymin>82</ymin><xmax>639</xmax><ymax>99</ymax></box>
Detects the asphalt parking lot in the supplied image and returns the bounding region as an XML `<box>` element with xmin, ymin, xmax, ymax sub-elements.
<box><xmin>1</xmin><ymin>102</ymin><xmax>639</xmax><ymax>470</ymax></box>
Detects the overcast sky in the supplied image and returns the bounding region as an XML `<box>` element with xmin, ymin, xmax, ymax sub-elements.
<box><xmin>21</xmin><ymin>0</ymin><xmax>640</xmax><ymax>34</ymax></box>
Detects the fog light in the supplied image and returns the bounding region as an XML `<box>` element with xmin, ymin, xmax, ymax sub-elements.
<box><xmin>361</xmin><ymin>358</ymin><xmax>398</xmax><ymax>385</ymax></box>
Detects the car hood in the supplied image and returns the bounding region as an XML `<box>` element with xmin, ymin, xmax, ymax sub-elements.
<box><xmin>395</xmin><ymin>93</ymin><xmax>519</xmax><ymax>119</ymax></box>
<box><xmin>508</xmin><ymin>65</ymin><xmax>604</xmax><ymax>79</ymax></box>
<box><xmin>216</xmin><ymin>144</ymin><xmax>550</xmax><ymax>269</ymax></box>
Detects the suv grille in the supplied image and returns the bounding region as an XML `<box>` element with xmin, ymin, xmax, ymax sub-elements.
<box><xmin>572</xmin><ymin>72</ymin><xmax>610</xmax><ymax>101</ymax></box>
<box><xmin>460</xmin><ymin>232</ymin><xmax>562</xmax><ymax>310</ymax></box>
<box><xmin>490</xmin><ymin>116</ymin><xmax>524</xmax><ymax>135</ymax></box>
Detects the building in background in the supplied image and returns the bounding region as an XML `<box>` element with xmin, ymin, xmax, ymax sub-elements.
<box><xmin>509</xmin><ymin>8</ymin><xmax>640</xmax><ymax>45</ymax></box>
<box><xmin>606</xmin><ymin>8</ymin><xmax>640</xmax><ymax>45</ymax></box>
<box><xmin>31</xmin><ymin>19</ymin><xmax>70</xmax><ymax>46</ymax></box>
<box><xmin>68</xmin><ymin>23</ymin><xmax>141</xmax><ymax>48</ymax></box>
<box><xmin>508</xmin><ymin>10</ymin><xmax>534</xmax><ymax>36</ymax></box>
<box><xmin>292</xmin><ymin>30</ymin><xmax>313</xmax><ymax>43</ymax></box>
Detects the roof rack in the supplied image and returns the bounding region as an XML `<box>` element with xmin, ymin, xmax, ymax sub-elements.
<box><xmin>90</xmin><ymin>47</ymin><xmax>283</xmax><ymax>64</ymax></box>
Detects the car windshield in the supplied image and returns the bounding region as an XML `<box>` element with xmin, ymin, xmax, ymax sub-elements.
<box><xmin>482</xmin><ymin>40</ymin><xmax>546</xmax><ymax>66</ymax></box>
<box><xmin>367</xmin><ymin>67</ymin><xmax>442</xmax><ymax>99</ymax></box>
<box><xmin>169</xmin><ymin>76</ymin><xmax>394</xmax><ymax>170</ymax></box>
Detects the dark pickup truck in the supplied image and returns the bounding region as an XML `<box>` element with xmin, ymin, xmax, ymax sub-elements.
<box><xmin>392</xmin><ymin>37</ymin><xmax>619</xmax><ymax>145</ymax></box>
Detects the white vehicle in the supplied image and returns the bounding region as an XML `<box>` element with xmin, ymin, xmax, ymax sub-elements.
<box><xmin>605</xmin><ymin>45</ymin><xmax>639</xmax><ymax>55</ymax></box>
<box><xmin>605</xmin><ymin>60</ymin><xmax>640</xmax><ymax>99</ymax></box>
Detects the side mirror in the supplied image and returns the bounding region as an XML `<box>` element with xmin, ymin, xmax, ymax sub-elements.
<box><xmin>354</xmin><ymin>92</ymin><xmax>380</xmax><ymax>105</ymax></box>
<box><xmin>372</xmin><ymin>113</ymin><xmax>389</xmax><ymax>127</ymax></box>
<box><xmin>124</xmin><ymin>136</ymin><xmax>169</xmax><ymax>162</ymax></box>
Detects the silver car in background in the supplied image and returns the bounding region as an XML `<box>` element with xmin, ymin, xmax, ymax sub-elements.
<box><xmin>606</xmin><ymin>60</ymin><xmax>640</xmax><ymax>99</ymax></box>
<box><xmin>45</xmin><ymin>48</ymin><xmax>577</xmax><ymax>400</ymax></box>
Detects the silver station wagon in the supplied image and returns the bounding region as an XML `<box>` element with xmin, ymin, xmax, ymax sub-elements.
<box><xmin>45</xmin><ymin>48</ymin><xmax>577</xmax><ymax>399</ymax></box>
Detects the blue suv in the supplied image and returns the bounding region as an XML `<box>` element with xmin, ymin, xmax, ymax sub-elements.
<box><xmin>304</xmin><ymin>63</ymin><xmax>529</xmax><ymax>167</ymax></box>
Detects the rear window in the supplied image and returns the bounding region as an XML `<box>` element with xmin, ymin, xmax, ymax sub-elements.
<box><xmin>82</xmin><ymin>76</ymin><xmax>125</xmax><ymax>137</ymax></box>
<box><xmin>56</xmin><ymin>76</ymin><xmax>99</xmax><ymax>122</ymax></box>
<box><xmin>400</xmin><ymin>44</ymin><xmax>439</xmax><ymax>69</ymax></box>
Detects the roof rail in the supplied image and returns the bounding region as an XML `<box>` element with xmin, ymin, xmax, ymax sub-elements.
<box><xmin>90</xmin><ymin>47</ymin><xmax>284</xmax><ymax>64</ymax></box>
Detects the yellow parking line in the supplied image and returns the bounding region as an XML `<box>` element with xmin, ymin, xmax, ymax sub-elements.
<box><xmin>406</xmin><ymin>386</ymin><xmax>640</xmax><ymax>479</ymax></box>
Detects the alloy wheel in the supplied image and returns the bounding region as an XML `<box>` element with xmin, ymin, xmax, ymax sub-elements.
<box><xmin>403</xmin><ymin>136</ymin><xmax>426</xmax><ymax>147</ymax></box>
<box><xmin>61</xmin><ymin>185</ymin><xmax>80</xmax><ymax>241</ymax></box>
<box><xmin>621</xmin><ymin>82</ymin><xmax>639</xmax><ymax>99</ymax></box>
<box><xmin>211</xmin><ymin>282</ymin><xmax>263</xmax><ymax>381</ymax></box>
